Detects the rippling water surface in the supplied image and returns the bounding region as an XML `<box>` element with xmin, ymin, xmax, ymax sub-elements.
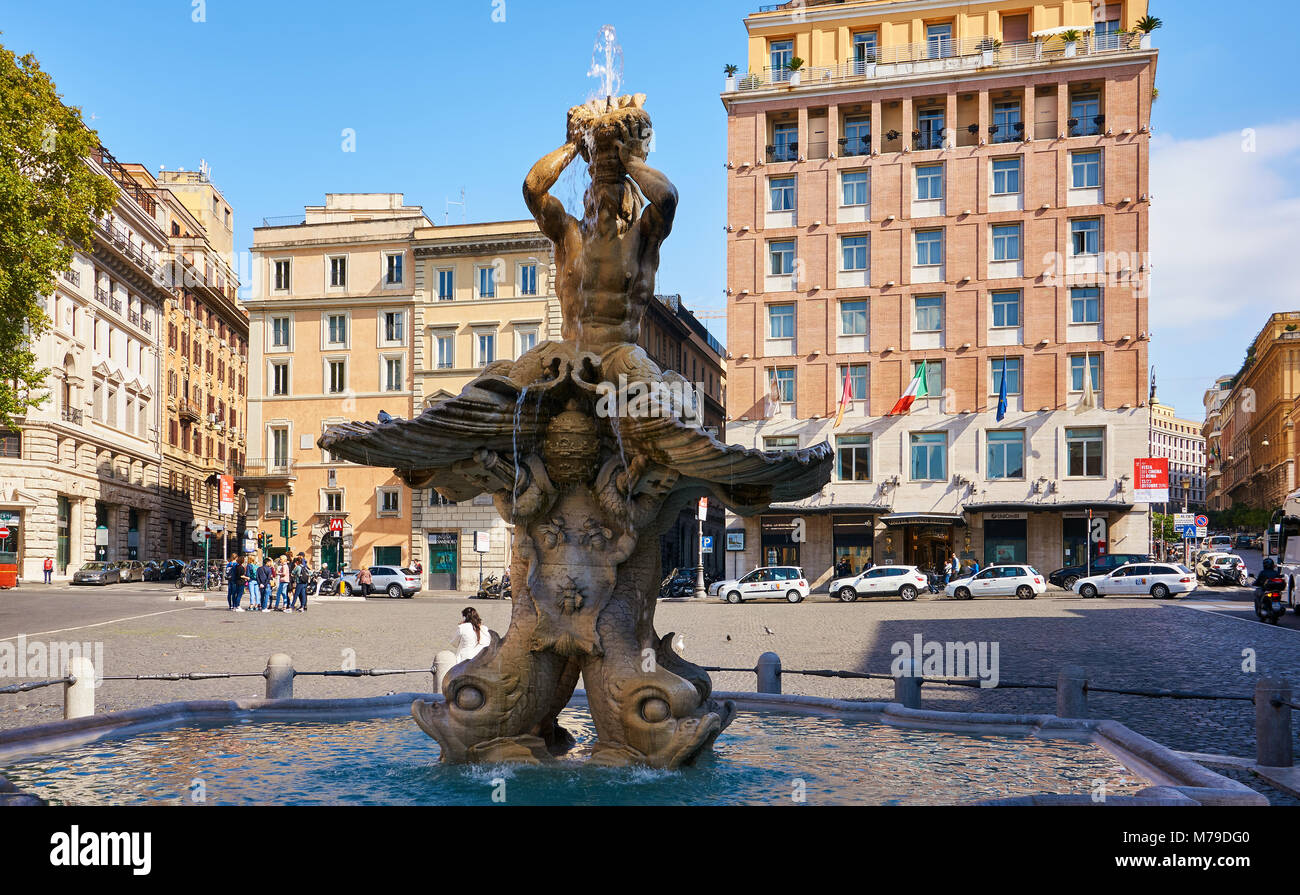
<box><xmin>0</xmin><ymin>708</ymin><xmax>1145</xmax><ymax>805</ymax></box>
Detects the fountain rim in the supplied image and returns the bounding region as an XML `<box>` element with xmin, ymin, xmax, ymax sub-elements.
<box><xmin>0</xmin><ymin>690</ymin><xmax>1265</xmax><ymax>806</ymax></box>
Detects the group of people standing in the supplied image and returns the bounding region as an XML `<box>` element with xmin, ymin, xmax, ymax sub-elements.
<box><xmin>225</xmin><ymin>553</ymin><xmax>312</xmax><ymax>613</ymax></box>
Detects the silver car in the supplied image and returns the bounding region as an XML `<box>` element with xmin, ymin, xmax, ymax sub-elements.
<box><xmin>113</xmin><ymin>560</ymin><xmax>145</xmax><ymax>583</ymax></box>
<box><xmin>72</xmin><ymin>562</ymin><xmax>122</xmax><ymax>586</ymax></box>
<box><xmin>340</xmin><ymin>566</ymin><xmax>422</xmax><ymax>598</ymax></box>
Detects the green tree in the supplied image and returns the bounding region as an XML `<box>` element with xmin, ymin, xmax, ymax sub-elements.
<box><xmin>1151</xmin><ymin>512</ymin><xmax>1177</xmax><ymax>543</ymax></box>
<box><xmin>0</xmin><ymin>41</ymin><xmax>115</xmax><ymax>424</ymax></box>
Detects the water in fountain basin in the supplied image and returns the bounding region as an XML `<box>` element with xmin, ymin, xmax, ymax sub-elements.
<box><xmin>0</xmin><ymin>706</ymin><xmax>1147</xmax><ymax>806</ymax></box>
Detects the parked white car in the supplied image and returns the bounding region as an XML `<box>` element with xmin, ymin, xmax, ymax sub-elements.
<box><xmin>828</xmin><ymin>565</ymin><xmax>929</xmax><ymax>603</ymax></box>
<box><xmin>946</xmin><ymin>565</ymin><xmax>1047</xmax><ymax>601</ymax></box>
<box><xmin>1073</xmin><ymin>562</ymin><xmax>1197</xmax><ymax>600</ymax></box>
<box><xmin>710</xmin><ymin>566</ymin><xmax>810</xmax><ymax>604</ymax></box>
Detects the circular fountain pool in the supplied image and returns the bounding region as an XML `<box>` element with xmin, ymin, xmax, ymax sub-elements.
<box><xmin>0</xmin><ymin>706</ymin><xmax>1144</xmax><ymax>806</ymax></box>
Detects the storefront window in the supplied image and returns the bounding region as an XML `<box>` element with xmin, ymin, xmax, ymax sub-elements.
<box><xmin>760</xmin><ymin>515</ymin><xmax>800</xmax><ymax>567</ymax></box>
<box><xmin>832</xmin><ymin>514</ymin><xmax>875</xmax><ymax>577</ymax></box>
<box><xmin>984</xmin><ymin>517</ymin><xmax>1027</xmax><ymax>566</ymax></box>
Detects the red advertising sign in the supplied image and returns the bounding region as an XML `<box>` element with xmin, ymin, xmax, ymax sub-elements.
<box><xmin>697</xmin><ymin>497</ymin><xmax>709</xmax><ymax>521</ymax></box>
<box><xmin>1133</xmin><ymin>458</ymin><xmax>1169</xmax><ymax>503</ymax></box>
<box><xmin>329</xmin><ymin>517</ymin><xmax>344</xmax><ymax>534</ymax></box>
<box><xmin>218</xmin><ymin>475</ymin><xmax>235</xmax><ymax>516</ymax></box>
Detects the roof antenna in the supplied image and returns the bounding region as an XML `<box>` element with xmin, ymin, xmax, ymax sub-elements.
<box><xmin>445</xmin><ymin>188</ymin><xmax>466</xmax><ymax>224</ymax></box>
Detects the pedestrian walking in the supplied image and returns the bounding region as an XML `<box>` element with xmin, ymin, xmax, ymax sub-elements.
<box><xmin>293</xmin><ymin>558</ymin><xmax>311</xmax><ymax>612</ymax></box>
<box><xmin>257</xmin><ymin>558</ymin><xmax>274</xmax><ymax>611</ymax></box>
<box><xmin>226</xmin><ymin>553</ymin><xmax>242</xmax><ymax>610</ymax></box>
<box><xmin>242</xmin><ymin>556</ymin><xmax>257</xmax><ymax>610</ymax></box>
<box><xmin>452</xmin><ymin>607</ymin><xmax>492</xmax><ymax>663</ymax></box>
<box><xmin>43</xmin><ymin>556</ymin><xmax>53</xmax><ymax>584</ymax></box>
<box><xmin>358</xmin><ymin>566</ymin><xmax>373</xmax><ymax>597</ymax></box>
<box><xmin>943</xmin><ymin>558</ymin><xmax>953</xmax><ymax>585</ymax></box>
<box><xmin>276</xmin><ymin>555</ymin><xmax>291</xmax><ymax>610</ymax></box>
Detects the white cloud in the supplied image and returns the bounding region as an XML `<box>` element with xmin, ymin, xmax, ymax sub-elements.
<box><xmin>1149</xmin><ymin>121</ymin><xmax>1300</xmax><ymax>412</ymax></box>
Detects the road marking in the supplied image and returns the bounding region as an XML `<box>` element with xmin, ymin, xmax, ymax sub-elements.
<box><xmin>0</xmin><ymin>607</ymin><xmax>198</xmax><ymax>642</ymax></box>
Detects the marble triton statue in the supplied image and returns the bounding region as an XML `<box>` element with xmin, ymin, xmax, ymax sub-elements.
<box><xmin>319</xmin><ymin>93</ymin><xmax>832</xmax><ymax>769</ymax></box>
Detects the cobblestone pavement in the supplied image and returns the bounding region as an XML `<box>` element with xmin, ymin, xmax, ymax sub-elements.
<box><xmin>3</xmin><ymin>583</ymin><xmax>1298</xmax><ymax>794</ymax></box>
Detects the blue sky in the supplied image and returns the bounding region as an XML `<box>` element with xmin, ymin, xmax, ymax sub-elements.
<box><xmin>2</xmin><ymin>0</ymin><xmax>1297</xmax><ymax>420</ymax></box>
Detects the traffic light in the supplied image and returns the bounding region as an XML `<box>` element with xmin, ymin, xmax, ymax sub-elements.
<box><xmin>279</xmin><ymin>518</ymin><xmax>289</xmax><ymax>539</ymax></box>
<box><xmin>289</xmin><ymin>520</ymin><xmax>299</xmax><ymax>538</ymax></box>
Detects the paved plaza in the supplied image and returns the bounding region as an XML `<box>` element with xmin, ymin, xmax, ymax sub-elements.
<box><xmin>3</xmin><ymin>580</ymin><xmax>1298</xmax><ymax>767</ymax></box>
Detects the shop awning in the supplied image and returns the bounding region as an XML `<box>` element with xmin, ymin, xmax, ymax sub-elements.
<box><xmin>881</xmin><ymin>512</ymin><xmax>966</xmax><ymax>527</ymax></box>
<box><xmin>964</xmin><ymin>500</ymin><xmax>1134</xmax><ymax>514</ymax></box>
<box><xmin>768</xmin><ymin>501</ymin><xmax>891</xmax><ymax>515</ymax></box>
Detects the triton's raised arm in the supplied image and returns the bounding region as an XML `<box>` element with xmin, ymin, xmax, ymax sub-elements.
<box><xmin>618</xmin><ymin>141</ymin><xmax>677</xmax><ymax>241</ymax></box>
<box><xmin>523</xmin><ymin>142</ymin><xmax>580</xmax><ymax>245</ymax></box>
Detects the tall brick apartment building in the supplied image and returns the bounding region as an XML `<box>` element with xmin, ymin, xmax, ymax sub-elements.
<box><xmin>721</xmin><ymin>0</ymin><xmax>1157</xmax><ymax>586</ymax></box>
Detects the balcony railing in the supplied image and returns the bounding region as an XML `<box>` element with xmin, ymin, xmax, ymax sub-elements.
<box><xmin>62</xmin><ymin>269</ymin><xmax>81</xmax><ymax>287</ymax></box>
<box><xmin>765</xmin><ymin>142</ymin><xmax>798</xmax><ymax>163</ymax></box>
<box><xmin>61</xmin><ymin>408</ymin><xmax>84</xmax><ymax>425</ymax></box>
<box><xmin>730</xmin><ymin>33</ymin><xmax>1148</xmax><ymax>93</ymax></box>
<box><xmin>94</xmin><ymin>287</ymin><xmax>111</xmax><ymax>307</ymax></box>
<box><xmin>179</xmin><ymin>399</ymin><xmax>202</xmax><ymax>422</ymax></box>
<box><xmin>838</xmin><ymin>137</ymin><xmax>870</xmax><ymax>157</ymax></box>
<box><xmin>239</xmin><ymin>458</ymin><xmax>297</xmax><ymax>479</ymax></box>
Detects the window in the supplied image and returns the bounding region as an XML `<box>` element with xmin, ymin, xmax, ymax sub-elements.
<box><xmin>327</xmin><ymin>314</ymin><xmax>347</xmax><ymax>345</ymax></box>
<box><xmin>270</xmin><ymin>427</ymin><xmax>290</xmax><ymax>466</ymax></box>
<box><xmin>926</xmin><ymin>23</ymin><xmax>953</xmax><ymax>59</ymax></box>
<box><xmin>841</xmin><ymin>170</ymin><xmax>869</xmax><ymax>206</ymax></box>
<box><xmin>769</xmin><ymin>368</ymin><xmax>795</xmax><ymax>403</ymax></box>
<box><xmin>915</xmin><ymin>230</ymin><xmax>943</xmax><ymax>266</ymax></box>
<box><xmin>519</xmin><ymin>263</ymin><xmax>538</xmax><ymax>296</ymax></box>
<box><xmin>852</xmin><ymin>31</ymin><xmax>878</xmax><ymax>72</ymax></box>
<box><xmin>325</xmin><ymin>491</ymin><xmax>343</xmax><ymax>513</ymax></box>
<box><xmin>379</xmin><ymin>489</ymin><xmax>401</xmax><ymax>515</ymax></box>
<box><xmin>328</xmin><ymin>360</ymin><xmax>347</xmax><ymax>393</ymax></box>
<box><xmin>1070</xmin><ymin>286</ymin><xmax>1102</xmax><ymax>324</ymax></box>
<box><xmin>769</xmin><ymin>240</ymin><xmax>795</xmax><ymax>276</ymax></box>
<box><xmin>914</xmin><ymin>295</ymin><xmax>942</xmax><ymax>332</ymax></box>
<box><xmin>915</xmin><ymin>164</ymin><xmax>943</xmax><ymax>200</ymax></box>
<box><xmin>273</xmin><ymin>260</ymin><xmax>290</xmax><ymax>291</ymax></box>
<box><xmin>992</xmin><ymin>223</ymin><xmax>1022</xmax><ymax>261</ymax></box>
<box><xmin>768</xmin><ymin>304</ymin><xmax>795</xmax><ymax>339</ymax></box>
<box><xmin>385</xmin><ymin>357</ymin><xmax>403</xmax><ymax>391</ymax></box>
<box><xmin>913</xmin><ymin>359</ymin><xmax>943</xmax><ymax>396</ymax></box>
<box><xmin>843</xmin><ymin>117</ymin><xmax>870</xmax><ymax>156</ymax></box>
<box><xmin>1067</xmin><ymin>427</ymin><xmax>1104</xmax><ymax>477</ymax></box>
<box><xmin>910</xmin><ymin>432</ymin><xmax>947</xmax><ymax>481</ymax></box>
<box><xmin>386</xmin><ymin>254</ymin><xmax>404</xmax><ymax>285</ymax></box>
<box><xmin>769</xmin><ymin>176</ymin><xmax>796</xmax><ymax>211</ymax></box>
<box><xmin>384</xmin><ymin>311</ymin><xmax>404</xmax><ymax>342</ymax></box>
<box><xmin>1069</xmin><ymin>355</ymin><xmax>1102</xmax><ymax>392</ymax></box>
<box><xmin>992</xmin><ymin>101</ymin><xmax>1021</xmax><ymax>143</ymax></box>
<box><xmin>991</xmin><ymin>290</ymin><xmax>1021</xmax><ymax>328</ymax></box>
<box><xmin>435</xmin><ymin>333</ymin><xmax>455</xmax><ymax>369</ymax></box>
<box><xmin>268</xmin><ymin>493</ymin><xmax>287</xmax><ymax>516</ymax></box>
<box><xmin>764</xmin><ymin>435</ymin><xmax>799</xmax><ymax>452</ymax></box>
<box><xmin>374</xmin><ymin>546</ymin><xmax>402</xmax><ymax>566</ymax></box>
<box><xmin>271</xmin><ymin>362</ymin><xmax>289</xmax><ymax>396</ymax></box>
<box><xmin>1072</xmin><ymin>150</ymin><xmax>1102</xmax><ymax>189</ymax></box>
<box><xmin>840</xmin><ymin>364</ymin><xmax>868</xmax><ymax>400</ymax></box>
<box><xmin>986</xmin><ymin>430</ymin><xmax>1025</xmax><ymax>480</ymax></box>
<box><xmin>477</xmin><ymin>265</ymin><xmax>496</xmax><ymax>298</ymax></box>
<box><xmin>1070</xmin><ymin>92</ymin><xmax>1102</xmax><ymax>136</ymax></box>
<box><xmin>477</xmin><ymin>332</ymin><xmax>496</xmax><ymax>366</ymax></box>
<box><xmin>0</xmin><ymin>428</ymin><xmax>20</xmax><ymax>459</ymax></box>
<box><xmin>917</xmin><ymin>108</ymin><xmax>945</xmax><ymax>149</ymax></box>
<box><xmin>991</xmin><ymin>357</ymin><xmax>1022</xmax><ymax>395</ymax></box>
<box><xmin>841</xmin><ymin>236</ymin><xmax>868</xmax><ymax>271</ymax></box>
<box><xmin>840</xmin><ymin>300</ymin><xmax>868</xmax><ymax>335</ymax></box>
<box><xmin>992</xmin><ymin>158</ymin><xmax>1021</xmax><ymax>195</ymax></box>
<box><xmin>437</xmin><ymin>269</ymin><xmax>454</xmax><ymax>300</ymax></box>
<box><xmin>1070</xmin><ymin>219</ymin><xmax>1101</xmax><ymax>256</ymax></box>
<box><xmin>770</xmin><ymin>39</ymin><xmax>793</xmax><ymax>81</ymax></box>
<box><xmin>518</xmin><ymin>328</ymin><xmax>538</xmax><ymax>355</ymax></box>
<box><xmin>271</xmin><ymin>316</ymin><xmax>290</xmax><ymax>348</ymax></box>
<box><xmin>329</xmin><ymin>256</ymin><xmax>347</xmax><ymax>288</ymax></box>
<box><xmin>836</xmin><ymin>434</ymin><xmax>871</xmax><ymax>481</ymax></box>
<box><xmin>771</xmin><ymin>122</ymin><xmax>797</xmax><ymax>161</ymax></box>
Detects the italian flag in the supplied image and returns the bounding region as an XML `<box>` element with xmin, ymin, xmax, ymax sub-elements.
<box><xmin>888</xmin><ymin>361</ymin><xmax>929</xmax><ymax>415</ymax></box>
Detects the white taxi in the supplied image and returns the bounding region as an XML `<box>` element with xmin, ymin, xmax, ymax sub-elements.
<box><xmin>828</xmin><ymin>565</ymin><xmax>929</xmax><ymax>603</ymax></box>
<box><xmin>946</xmin><ymin>565</ymin><xmax>1047</xmax><ymax>601</ymax></box>
<box><xmin>710</xmin><ymin>566</ymin><xmax>810</xmax><ymax>604</ymax></box>
<box><xmin>1073</xmin><ymin>562</ymin><xmax>1198</xmax><ymax>600</ymax></box>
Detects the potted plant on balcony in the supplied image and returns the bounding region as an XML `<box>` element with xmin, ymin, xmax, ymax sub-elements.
<box><xmin>724</xmin><ymin>64</ymin><xmax>738</xmax><ymax>92</ymax></box>
<box><xmin>1136</xmin><ymin>15</ymin><xmax>1162</xmax><ymax>49</ymax></box>
<box><xmin>786</xmin><ymin>56</ymin><xmax>805</xmax><ymax>86</ymax></box>
<box><xmin>977</xmin><ymin>37</ymin><xmax>1002</xmax><ymax>66</ymax></box>
<box><xmin>740</xmin><ymin>70</ymin><xmax>762</xmax><ymax>90</ymax></box>
<box><xmin>858</xmin><ymin>51</ymin><xmax>878</xmax><ymax>77</ymax></box>
<box><xmin>1058</xmin><ymin>29</ymin><xmax>1082</xmax><ymax>57</ymax></box>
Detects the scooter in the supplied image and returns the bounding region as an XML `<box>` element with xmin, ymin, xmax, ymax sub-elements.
<box><xmin>1203</xmin><ymin>566</ymin><xmax>1246</xmax><ymax>588</ymax></box>
<box><xmin>1257</xmin><ymin>585</ymin><xmax>1286</xmax><ymax>625</ymax></box>
<box><xmin>310</xmin><ymin>569</ymin><xmax>345</xmax><ymax>597</ymax></box>
<box><xmin>475</xmin><ymin>573</ymin><xmax>511</xmax><ymax>600</ymax></box>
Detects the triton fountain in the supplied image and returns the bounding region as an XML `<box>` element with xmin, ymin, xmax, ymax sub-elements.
<box><xmin>317</xmin><ymin>93</ymin><xmax>833</xmax><ymax>769</ymax></box>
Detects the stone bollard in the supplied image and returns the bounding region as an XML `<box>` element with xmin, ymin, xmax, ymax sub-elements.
<box><xmin>433</xmin><ymin>650</ymin><xmax>459</xmax><ymax>694</ymax></box>
<box><xmin>894</xmin><ymin>660</ymin><xmax>922</xmax><ymax>709</ymax></box>
<box><xmin>756</xmin><ymin>652</ymin><xmax>782</xmax><ymax>694</ymax></box>
<box><xmin>64</xmin><ymin>656</ymin><xmax>96</xmax><ymax>720</ymax></box>
<box><xmin>1057</xmin><ymin>665</ymin><xmax>1088</xmax><ymax>719</ymax></box>
<box><xmin>1256</xmin><ymin>678</ymin><xmax>1293</xmax><ymax>768</ymax></box>
<box><xmin>265</xmin><ymin>653</ymin><xmax>294</xmax><ymax>700</ymax></box>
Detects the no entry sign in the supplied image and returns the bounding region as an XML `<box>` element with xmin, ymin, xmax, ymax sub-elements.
<box><xmin>0</xmin><ymin>527</ymin><xmax>10</xmax><ymax>540</ymax></box>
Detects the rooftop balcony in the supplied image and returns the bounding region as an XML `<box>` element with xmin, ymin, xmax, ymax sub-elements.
<box><xmin>727</xmin><ymin>32</ymin><xmax>1151</xmax><ymax>95</ymax></box>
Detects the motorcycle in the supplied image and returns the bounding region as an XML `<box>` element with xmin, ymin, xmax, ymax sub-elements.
<box><xmin>1203</xmin><ymin>566</ymin><xmax>1246</xmax><ymax>588</ymax></box>
<box><xmin>475</xmin><ymin>573</ymin><xmax>511</xmax><ymax>600</ymax></box>
<box><xmin>1257</xmin><ymin>582</ymin><xmax>1286</xmax><ymax>625</ymax></box>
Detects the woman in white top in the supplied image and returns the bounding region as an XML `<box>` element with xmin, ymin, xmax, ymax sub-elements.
<box><xmin>452</xmin><ymin>607</ymin><xmax>492</xmax><ymax>663</ymax></box>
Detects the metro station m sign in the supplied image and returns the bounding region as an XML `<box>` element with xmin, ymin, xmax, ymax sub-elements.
<box><xmin>1134</xmin><ymin>458</ymin><xmax>1169</xmax><ymax>504</ymax></box>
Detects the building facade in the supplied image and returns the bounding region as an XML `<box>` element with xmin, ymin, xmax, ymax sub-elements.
<box><xmin>1150</xmin><ymin>401</ymin><xmax>1205</xmax><ymax>510</ymax></box>
<box><xmin>242</xmin><ymin>194</ymin><xmax>430</xmax><ymax>572</ymax></box>
<box><xmin>154</xmin><ymin>167</ymin><xmax>247</xmax><ymax>558</ymax></box>
<box><xmin>409</xmin><ymin>220</ymin><xmax>558</xmax><ymax>590</ymax></box>
<box><xmin>0</xmin><ymin>146</ymin><xmax>170</xmax><ymax>580</ymax></box>
<box><xmin>1205</xmin><ymin>313</ymin><xmax>1300</xmax><ymax>513</ymax></box>
<box><xmin>721</xmin><ymin>0</ymin><xmax>1156</xmax><ymax>586</ymax></box>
